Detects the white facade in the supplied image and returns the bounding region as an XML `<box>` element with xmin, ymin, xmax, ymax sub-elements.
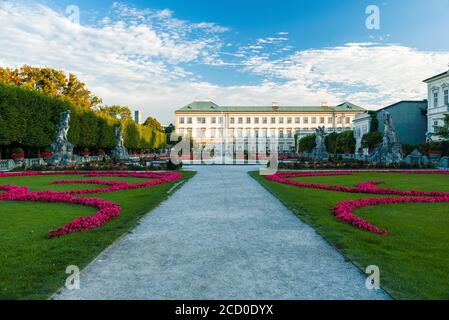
<box><xmin>424</xmin><ymin>70</ymin><xmax>449</xmax><ymax>141</ymax></box>
<box><xmin>175</xmin><ymin>101</ymin><xmax>364</xmax><ymax>152</ymax></box>
<box><xmin>352</xmin><ymin>112</ymin><xmax>371</xmax><ymax>155</ymax></box>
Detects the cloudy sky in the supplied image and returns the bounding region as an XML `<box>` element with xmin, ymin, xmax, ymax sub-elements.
<box><xmin>1</xmin><ymin>0</ymin><xmax>449</xmax><ymax>123</ymax></box>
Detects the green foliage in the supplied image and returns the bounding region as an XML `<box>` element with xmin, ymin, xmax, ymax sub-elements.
<box><xmin>434</xmin><ymin>114</ymin><xmax>449</xmax><ymax>140</ymax></box>
<box><xmin>336</xmin><ymin>130</ymin><xmax>356</xmax><ymax>153</ymax></box>
<box><xmin>362</xmin><ymin>131</ymin><xmax>383</xmax><ymax>151</ymax></box>
<box><xmin>0</xmin><ymin>83</ymin><xmax>165</xmax><ymax>152</ymax></box>
<box><xmin>0</xmin><ymin>65</ymin><xmax>101</xmax><ymax>109</ymax></box>
<box><xmin>298</xmin><ymin>134</ymin><xmax>316</xmax><ymax>152</ymax></box>
<box><xmin>0</xmin><ymin>83</ymin><xmax>68</xmax><ymax>148</ymax></box>
<box><xmin>368</xmin><ymin>111</ymin><xmax>379</xmax><ymax>132</ymax></box>
<box><xmin>324</xmin><ymin>132</ymin><xmax>339</xmax><ymax>154</ymax></box>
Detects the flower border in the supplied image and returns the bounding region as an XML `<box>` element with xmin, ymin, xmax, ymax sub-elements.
<box><xmin>264</xmin><ymin>170</ymin><xmax>449</xmax><ymax>236</ymax></box>
<box><xmin>0</xmin><ymin>171</ymin><xmax>182</xmax><ymax>238</ymax></box>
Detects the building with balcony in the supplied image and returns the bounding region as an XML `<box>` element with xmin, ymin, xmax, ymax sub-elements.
<box><xmin>175</xmin><ymin>100</ymin><xmax>365</xmax><ymax>153</ymax></box>
<box><xmin>424</xmin><ymin>69</ymin><xmax>449</xmax><ymax>141</ymax></box>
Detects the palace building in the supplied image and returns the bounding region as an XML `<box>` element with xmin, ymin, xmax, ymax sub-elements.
<box><xmin>175</xmin><ymin>100</ymin><xmax>365</xmax><ymax>152</ymax></box>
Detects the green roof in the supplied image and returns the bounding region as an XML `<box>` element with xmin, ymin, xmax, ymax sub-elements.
<box><xmin>176</xmin><ymin>101</ymin><xmax>365</xmax><ymax>113</ymax></box>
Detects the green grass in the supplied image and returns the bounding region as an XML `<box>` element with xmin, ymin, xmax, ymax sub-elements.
<box><xmin>250</xmin><ymin>171</ymin><xmax>449</xmax><ymax>300</ymax></box>
<box><xmin>0</xmin><ymin>171</ymin><xmax>195</xmax><ymax>300</ymax></box>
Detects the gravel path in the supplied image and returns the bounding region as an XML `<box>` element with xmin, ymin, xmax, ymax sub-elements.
<box><xmin>54</xmin><ymin>166</ymin><xmax>390</xmax><ymax>300</ymax></box>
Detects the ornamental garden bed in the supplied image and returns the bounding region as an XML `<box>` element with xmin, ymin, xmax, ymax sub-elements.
<box><xmin>251</xmin><ymin>170</ymin><xmax>449</xmax><ymax>300</ymax></box>
<box><xmin>0</xmin><ymin>170</ymin><xmax>195</xmax><ymax>299</ymax></box>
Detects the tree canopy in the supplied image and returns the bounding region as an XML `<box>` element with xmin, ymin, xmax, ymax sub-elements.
<box><xmin>0</xmin><ymin>65</ymin><xmax>102</xmax><ymax>109</ymax></box>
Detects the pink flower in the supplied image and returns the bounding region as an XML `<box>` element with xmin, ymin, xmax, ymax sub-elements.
<box><xmin>265</xmin><ymin>170</ymin><xmax>449</xmax><ymax>236</ymax></box>
<box><xmin>0</xmin><ymin>171</ymin><xmax>182</xmax><ymax>238</ymax></box>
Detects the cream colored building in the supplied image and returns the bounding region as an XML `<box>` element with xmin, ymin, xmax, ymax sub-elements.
<box><xmin>423</xmin><ymin>69</ymin><xmax>449</xmax><ymax>141</ymax></box>
<box><xmin>175</xmin><ymin>101</ymin><xmax>365</xmax><ymax>152</ymax></box>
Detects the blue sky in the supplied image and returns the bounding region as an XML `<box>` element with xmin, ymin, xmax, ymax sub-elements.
<box><xmin>1</xmin><ymin>0</ymin><xmax>449</xmax><ymax>123</ymax></box>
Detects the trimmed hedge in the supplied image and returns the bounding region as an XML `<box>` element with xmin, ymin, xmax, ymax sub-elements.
<box><xmin>0</xmin><ymin>83</ymin><xmax>165</xmax><ymax>157</ymax></box>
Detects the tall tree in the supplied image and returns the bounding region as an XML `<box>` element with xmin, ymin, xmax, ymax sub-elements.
<box><xmin>0</xmin><ymin>65</ymin><xmax>101</xmax><ymax>108</ymax></box>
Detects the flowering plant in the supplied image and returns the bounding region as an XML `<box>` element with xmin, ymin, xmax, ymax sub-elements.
<box><xmin>0</xmin><ymin>171</ymin><xmax>182</xmax><ymax>238</ymax></box>
<box><xmin>265</xmin><ymin>170</ymin><xmax>449</xmax><ymax>236</ymax></box>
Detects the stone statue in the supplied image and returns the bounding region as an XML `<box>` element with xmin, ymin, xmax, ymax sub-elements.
<box><xmin>48</xmin><ymin>111</ymin><xmax>74</xmax><ymax>165</ymax></box>
<box><xmin>369</xmin><ymin>112</ymin><xmax>403</xmax><ymax>164</ymax></box>
<box><xmin>111</xmin><ymin>125</ymin><xmax>129</xmax><ymax>161</ymax></box>
<box><xmin>311</xmin><ymin>126</ymin><xmax>329</xmax><ymax>160</ymax></box>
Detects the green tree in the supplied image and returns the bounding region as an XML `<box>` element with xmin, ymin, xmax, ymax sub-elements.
<box><xmin>336</xmin><ymin>130</ymin><xmax>356</xmax><ymax>153</ymax></box>
<box><xmin>362</xmin><ymin>131</ymin><xmax>383</xmax><ymax>151</ymax></box>
<box><xmin>0</xmin><ymin>65</ymin><xmax>101</xmax><ymax>109</ymax></box>
<box><xmin>98</xmin><ymin>105</ymin><xmax>132</xmax><ymax>120</ymax></box>
<box><xmin>324</xmin><ymin>132</ymin><xmax>339</xmax><ymax>154</ymax></box>
<box><xmin>298</xmin><ymin>134</ymin><xmax>316</xmax><ymax>152</ymax></box>
<box><xmin>434</xmin><ymin>114</ymin><xmax>449</xmax><ymax>140</ymax></box>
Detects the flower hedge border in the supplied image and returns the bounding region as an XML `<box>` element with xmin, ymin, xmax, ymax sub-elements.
<box><xmin>264</xmin><ymin>170</ymin><xmax>449</xmax><ymax>236</ymax></box>
<box><xmin>0</xmin><ymin>171</ymin><xmax>182</xmax><ymax>238</ymax></box>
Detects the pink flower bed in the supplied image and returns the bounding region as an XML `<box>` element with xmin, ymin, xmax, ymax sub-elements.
<box><xmin>0</xmin><ymin>171</ymin><xmax>182</xmax><ymax>238</ymax></box>
<box><xmin>265</xmin><ymin>170</ymin><xmax>449</xmax><ymax>236</ymax></box>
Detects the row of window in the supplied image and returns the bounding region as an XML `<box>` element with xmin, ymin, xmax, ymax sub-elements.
<box><xmin>179</xmin><ymin>127</ymin><xmax>351</xmax><ymax>138</ymax></box>
<box><xmin>179</xmin><ymin>116</ymin><xmax>352</xmax><ymax>125</ymax></box>
<box><xmin>433</xmin><ymin>87</ymin><xmax>449</xmax><ymax>108</ymax></box>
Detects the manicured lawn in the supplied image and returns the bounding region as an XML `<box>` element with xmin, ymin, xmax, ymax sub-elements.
<box><xmin>0</xmin><ymin>171</ymin><xmax>195</xmax><ymax>300</ymax></box>
<box><xmin>250</xmin><ymin>171</ymin><xmax>449</xmax><ymax>300</ymax></box>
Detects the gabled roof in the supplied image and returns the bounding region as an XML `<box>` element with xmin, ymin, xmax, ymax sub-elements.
<box><xmin>176</xmin><ymin>100</ymin><xmax>365</xmax><ymax>113</ymax></box>
<box><xmin>423</xmin><ymin>70</ymin><xmax>449</xmax><ymax>83</ymax></box>
<box><xmin>375</xmin><ymin>100</ymin><xmax>428</xmax><ymax>113</ymax></box>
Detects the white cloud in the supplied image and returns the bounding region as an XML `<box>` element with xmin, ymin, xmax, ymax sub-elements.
<box><xmin>1</xmin><ymin>1</ymin><xmax>449</xmax><ymax>124</ymax></box>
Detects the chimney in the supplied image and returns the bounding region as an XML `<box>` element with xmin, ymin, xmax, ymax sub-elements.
<box><xmin>134</xmin><ymin>110</ymin><xmax>141</xmax><ymax>124</ymax></box>
<box><xmin>272</xmin><ymin>102</ymin><xmax>279</xmax><ymax>111</ymax></box>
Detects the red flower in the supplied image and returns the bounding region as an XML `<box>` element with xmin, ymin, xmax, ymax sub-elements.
<box><xmin>264</xmin><ymin>170</ymin><xmax>449</xmax><ymax>236</ymax></box>
<box><xmin>0</xmin><ymin>171</ymin><xmax>182</xmax><ymax>238</ymax></box>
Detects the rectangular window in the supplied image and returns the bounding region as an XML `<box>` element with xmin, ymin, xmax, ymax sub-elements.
<box><xmin>211</xmin><ymin>117</ymin><xmax>216</xmax><ymax>124</ymax></box>
<box><xmin>320</xmin><ymin>117</ymin><xmax>325</xmax><ymax>124</ymax></box>
<box><xmin>245</xmin><ymin>128</ymin><xmax>251</xmax><ymax>137</ymax></box>
<box><xmin>237</xmin><ymin>128</ymin><xmax>243</xmax><ymax>138</ymax></box>
<box><xmin>434</xmin><ymin>92</ymin><xmax>439</xmax><ymax>108</ymax></box>
<box><xmin>311</xmin><ymin>117</ymin><xmax>317</xmax><ymax>124</ymax></box>
<box><xmin>219</xmin><ymin>117</ymin><xmax>223</xmax><ymax>124</ymax></box>
<box><xmin>287</xmin><ymin>129</ymin><xmax>292</xmax><ymax>138</ymax></box>
<box><xmin>295</xmin><ymin>117</ymin><xmax>300</xmax><ymax>124</ymax></box>
<box><xmin>279</xmin><ymin>117</ymin><xmax>284</xmax><ymax>124</ymax></box>
<box><xmin>270</xmin><ymin>129</ymin><xmax>276</xmax><ymax>137</ymax></box>
<box><xmin>210</xmin><ymin>128</ymin><xmax>216</xmax><ymax>138</ymax></box>
<box><xmin>287</xmin><ymin>117</ymin><xmax>292</xmax><ymax>124</ymax></box>
<box><xmin>254</xmin><ymin>117</ymin><xmax>259</xmax><ymax>124</ymax></box>
<box><xmin>179</xmin><ymin>117</ymin><xmax>185</xmax><ymax>124</ymax></box>
<box><xmin>262</xmin><ymin>117</ymin><xmax>268</xmax><ymax>124</ymax></box>
<box><xmin>303</xmin><ymin>117</ymin><xmax>309</xmax><ymax>124</ymax></box>
<box><xmin>271</xmin><ymin>117</ymin><xmax>276</xmax><ymax>124</ymax></box>
<box><xmin>230</xmin><ymin>117</ymin><xmax>235</xmax><ymax>124</ymax></box>
<box><xmin>445</xmin><ymin>89</ymin><xmax>449</xmax><ymax>105</ymax></box>
<box><xmin>346</xmin><ymin>117</ymin><xmax>351</xmax><ymax>124</ymax></box>
<box><xmin>279</xmin><ymin>129</ymin><xmax>284</xmax><ymax>138</ymax></box>
<box><xmin>187</xmin><ymin>117</ymin><xmax>192</xmax><ymax>124</ymax></box>
<box><xmin>246</xmin><ymin>117</ymin><xmax>251</xmax><ymax>124</ymax></box>
<box><xmin>238</xmin><ymin>117</ymin><xmax>243</xmax><ymax>124</ymax></box>
<box><xmin>328</xmin><ymin>117</ymin><xmax>333</xmax><ymax>124</ymax></box>
<box><xmin>337</xmin><ymin>117</ymin><xmax>343</xmax><ymax>124</ymax></box>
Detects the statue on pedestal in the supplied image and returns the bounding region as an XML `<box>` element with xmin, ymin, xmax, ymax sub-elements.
<box><xmin>311</xmin><ymin>126</ymin><xmax>329</xmax><ymax>160</ymax></box>
<box><xmin>111</xmin><ymin>125</ymin><xmax>129</xmax><ymax>161</ymax></box>
<box><xmin>369</xmin><ymin>112</ymin><xmax>403</xmax><ymax>164</ymax></box>
<box><xmin>48</xmin><ymin>111</ymin><xmax>74</xmax><ymax>165</ymax></box>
